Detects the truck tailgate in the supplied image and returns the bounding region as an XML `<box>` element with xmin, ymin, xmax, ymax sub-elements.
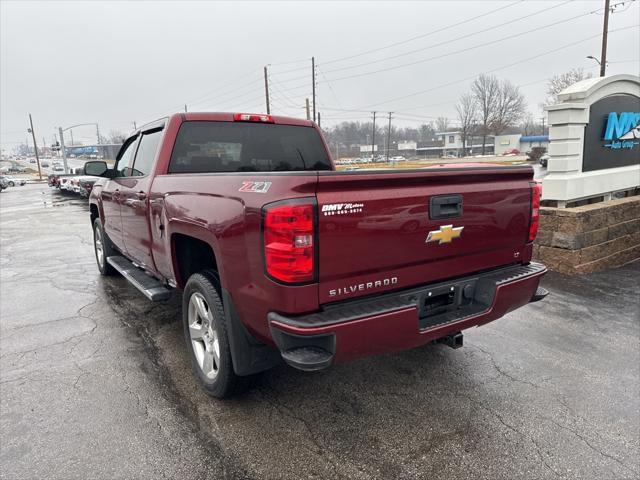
<box><xmin>316</xmin><ymin>166</ymin><xmax>534</xmax><ymax>304</ymax></box>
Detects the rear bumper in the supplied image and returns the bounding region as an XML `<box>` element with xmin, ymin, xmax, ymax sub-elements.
<box><xmin>269</xmin><ymin>262</ymin><xmax>547</xmax><ymax>370</ymax></box>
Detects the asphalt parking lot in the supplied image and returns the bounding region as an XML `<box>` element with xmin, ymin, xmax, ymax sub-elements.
<box><xmin>1</xmin><ymin>184</ymin><xmax>638</xmax><ymax>480</ymax></box>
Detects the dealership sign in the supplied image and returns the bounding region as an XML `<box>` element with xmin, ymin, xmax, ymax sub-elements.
<box><xmin>603</xmin><ymin>111</ymin><xmax>640</xmax><ymax>150</ymax></box>
<box><xmin>582</xmin><ymin>93</ymin><xmax>640</xmax><ymax>172</ymax></box>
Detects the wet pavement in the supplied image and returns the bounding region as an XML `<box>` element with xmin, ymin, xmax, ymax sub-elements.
<box><xmin>1</xmin><ymin>184</ymin><xmax>638</xmax><ymax>480</ymax></box>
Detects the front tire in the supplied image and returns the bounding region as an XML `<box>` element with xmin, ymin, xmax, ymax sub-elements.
<box><xmin>8</xmin><ymin>181</ymin><xmax>14</xmax><ymax>187</ymax></box>
<box><xmin>93</xmin><ymin>217</ymin><xmax>116</xmax><ymax>276</ymax></box>
<box><xmin>183</xmin><ymin>271</ymin><xmax>240</xmax><ymax>398</ymax></box>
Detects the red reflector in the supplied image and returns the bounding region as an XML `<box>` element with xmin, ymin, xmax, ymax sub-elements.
<box><xmin>233</xmin><ymin>113</ymin><xmax>274</xmax><ymax>123</ymax></box>
<box><xmin>263</xmin><ymin>202</ymin><xmax>315</xmax><ymax>283</ymax></box>
<box><xmin>528</xmin><ymin>182</ymin><xmax>542</xmax><ymax>242</ymax></box>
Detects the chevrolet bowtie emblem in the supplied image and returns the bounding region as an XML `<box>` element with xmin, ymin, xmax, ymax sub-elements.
<box><xmin>426</xmin><ymin>225</ymin><xmax>464</xmax><ymax>244</ymax></box>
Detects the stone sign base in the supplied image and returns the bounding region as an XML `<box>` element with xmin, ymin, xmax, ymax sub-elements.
<box><xmin>533</xmin><ymin>195</ymin><xmax>639</xmax><ymax>274</ymax></box>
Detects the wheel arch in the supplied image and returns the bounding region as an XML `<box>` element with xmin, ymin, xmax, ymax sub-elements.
<box><xmin>169</xmin><ymin>225</ymin><xmax>224</xmax><ymax>290</ymax></box>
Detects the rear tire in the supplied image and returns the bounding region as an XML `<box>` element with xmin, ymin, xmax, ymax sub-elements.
<box><xmin>8</xmin><ymin>181</ymin><xmax>14</xmax><ymax>187</ymax></box>
<box><xmin>182</xmin><ymin>271</ymin><xmax>241</xmax><ymax>398</ymax></box>
<box><xmin>93</xmin><ymin>217</ymin><xmax>116</xmax><ymax>276</ymax></box>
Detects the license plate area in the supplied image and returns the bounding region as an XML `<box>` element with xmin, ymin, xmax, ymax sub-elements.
<box><xmin>418</xmin><ymin>278</ymin><xmax>491</xmax><ymax>329</ymax></box>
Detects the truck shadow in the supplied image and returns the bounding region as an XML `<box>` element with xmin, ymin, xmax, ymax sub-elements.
<box><xmin>99</xmin><ymin>274</ymin><xmax>487</xmax><ymax>477</ymax></box>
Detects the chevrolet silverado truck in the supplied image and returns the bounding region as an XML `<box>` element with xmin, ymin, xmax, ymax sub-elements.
<box><xmin>86</xmin><ymin>112</ymin><xmax>547</xmax><ymax>398</ymax></box>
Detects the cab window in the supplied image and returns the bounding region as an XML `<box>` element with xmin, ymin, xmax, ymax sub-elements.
<box><xmin>116</xmin><ymin>137</ymin><xmax>139</xmax><ymax>177</ymax></box>
<box><xmin>131</xmin><ymin>129</ymin><xmax>163</xmax><ymax>177</ymax></box>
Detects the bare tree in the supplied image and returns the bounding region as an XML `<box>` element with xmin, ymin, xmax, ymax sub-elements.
<box><xmin>435</xmin><ymin>117</ymin><xmax>450</xmax><ymax>133</ymax></box>
<box><xmin>471</xmin><ymin>74</ymin><xmax>500</xmax><ymax>155</ymax></box>
<box><xmin>418</xmin><ymin>123</ymin><xmax>435</xmax><ymax>142</ymax></box>
<box><xmin>544</xmin><ymin>68</ymin><xmax>593</xmax><ymax>106</ymax></box>
<box><xmin>108</xmin><ymin>129</ymin><xmax>126</xmax><ymax>144</ymax></box>
<box><xmin>455</xmin><ymin>93</ymin><xmax>478</xmax><ymax>154</ymax></box>
<box><xmin>491</xmin><ymin>79</ymin><xmax>526</xmax><ymax>136</ymax></box>
<box><xmin>519</xmin><ymin>113</ymin><xmax>536</xmax><ymax>136</ymax></box>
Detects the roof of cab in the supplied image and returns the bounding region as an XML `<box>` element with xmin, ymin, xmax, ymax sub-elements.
<box><xmin>177</xmin><ymin>112</ymin><xmax>315</xmax><ymax>127</ymax></box>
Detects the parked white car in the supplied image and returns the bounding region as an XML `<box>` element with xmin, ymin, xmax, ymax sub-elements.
<box><xmin>5</xmin><ymin>176</ymin><xmax>27</xmax><ymax>186</ymax></box>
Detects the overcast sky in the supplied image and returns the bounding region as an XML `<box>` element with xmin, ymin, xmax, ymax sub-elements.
<box><xmin>1</xmin><ymin>0</ymin><xmax>639</xmax><ymax>150</ymax></box>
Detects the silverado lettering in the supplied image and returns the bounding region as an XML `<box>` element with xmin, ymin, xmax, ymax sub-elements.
<box><xmin>86</xmin><ymin>111</ymin><xmax>547</xmax><ymax>399</ymax></box>
<box><xmin>329</xmin><ymin>277</ymin><xmax>399</xmax><ymax>297</ymax></box>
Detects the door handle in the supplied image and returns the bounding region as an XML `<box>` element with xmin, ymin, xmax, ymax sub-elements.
<box><xmin>429</xmin><ymin>194</ymin><xmax>463</xmax><ymax>220</ymax></box>
<box><xmin>136</xmin><ymin>191</ymin><xmax>147</xmax><ymax>200</ymax></box>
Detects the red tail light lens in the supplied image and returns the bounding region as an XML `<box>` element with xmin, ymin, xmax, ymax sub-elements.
<box><xmin>263</xmin><ymin>201</ymin><xmax>316</xmax><ymax>283</ymax></box>
<box><xmin>528</xmin><ymin>182</ymin><xmax>542</xmax><ymax>242</ymax></box>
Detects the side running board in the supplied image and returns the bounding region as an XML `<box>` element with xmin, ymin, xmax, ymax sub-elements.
<box><xmin>106</xmin><ymin>256</ymin><xmax>171</xmax><ymax>301</ymax></box>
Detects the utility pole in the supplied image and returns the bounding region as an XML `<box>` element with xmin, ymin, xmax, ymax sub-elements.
<box><xmin>58</xmin><ymin>127</ymin><xmax>69</xmax><ymax>174</ymax></box>
<box><xmin>133</xmin><ymin>121</ymin><xmax>137</xmax><ymax>130</ymax></box>
<box><xmin>311</xmin><ymin>56</ymin><xmax>316</xmax><ymax>122</ymax></box>
<box><xmin>371</xmin><ymin>111</ymin><xmax>377</xmax><ymax>160</ymax></box>
<box><xmin>28</xmin><ymin>114</ymin><xmax>42</xmax><ymax>181</ymax></box>
<box><xmin>263</xmin><ymin>66</ymin><xmax>271</xmax><ymax>114</ymax></box>
<box><xmin>305</xmin><ymin>98</ymin><xmax>311</xmax><ymax>120</ymax></box>
<box><xmin>96</xmin><ymin>122</ymin><xmax>101</xmax><ymax>144</ymax></box>
<box><xmin>70</xmin><ymin>129</ymin><xmax>74</xmax><ymax>146</ymax></box>
<box><xmin>600</xmin><ymin>0</ymin><xmax>610</xmax><ymax>77</ymax></box>
<box><xmin>184</xmin><ymin>104</ymin><xmax>188</xmax><ymax>113</ymax></box>
<box><xmin>317</xmin><ymin>111</ymin><xmax>321</xmax><ymax>129</ymax></box>
<box><xmin>386</xmin><ymin>112</ymin><xmax>393</xmax><ymax>162</ymax></box>
<box><xmin>540</xmin><ymin>116</ymin><xmax>546</xmax><ymax>136</ymax></box>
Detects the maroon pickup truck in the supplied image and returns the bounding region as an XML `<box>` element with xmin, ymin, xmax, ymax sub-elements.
<box><xmin>86</xmin><ymin>112</ymin><xmax>547</xmax><ymax>398</ymax></box>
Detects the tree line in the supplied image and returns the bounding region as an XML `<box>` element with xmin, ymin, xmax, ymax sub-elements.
<box><xmin>323</xmin><ymin>68</ymin><xmax>591</xmax><ymax>157</ymax></box>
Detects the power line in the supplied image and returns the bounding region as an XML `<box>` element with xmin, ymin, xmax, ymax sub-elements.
<box><xmin>179</xmin><ymin>68</ymin><xmax>262</xmax><ymax>108</ymax></box>
<box><xmin>347</xmin><ymin>24</ymin><xmax>638</xmax><ymax>111</ymax></box>
<box><xmin>269</xmin><ymin>80</ymin><xmax>304</xmax><ymax>110</ymax></box>
<box><xmin>317</xmin><ymin>67</ymin><xmax>344</xmax><ymax>109</ymax></box>
<box><xmin>188</xmin><ymin>78</ymin><xmax>264</xmax><ymax>108</ymax></box>
<box><xmin>322</xmin><ymin>1</ymin><xmax>523</xmax><ymax>66</ymax></box>
<box><xmin>322</xmin><ymin>8</ymin><xmax>601</xmax><ymax>84</ymax></box>
<box><xmin>269</xmin><ymin>57</ymin><xmax>312</xmax><ymax>67</ymax></box>
<box><xmin>323</xmin><ymin>0</ymin><xmax>574</xmax><ymax>75</ymax></box>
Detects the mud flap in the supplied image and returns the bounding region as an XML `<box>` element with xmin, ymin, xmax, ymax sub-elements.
<box><xmin>221</xmin><ymin>289</ymin><xmax>281</xmax><ymax>376</ymax></box>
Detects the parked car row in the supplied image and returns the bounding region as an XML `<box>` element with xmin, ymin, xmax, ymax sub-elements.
<box><xmin>0</xmin><ymin>175</ymin><xmax>27</xmax><ymax>191</ymax></box>
<box><xmin>48</xmin><ymin>169</ymin><xmax>99</xmax><ymax>198</ymax></box>
<box><xmin>336</xmin><ymin>155</ymin><xmax>406</xmax><ymax>165</ymax></box>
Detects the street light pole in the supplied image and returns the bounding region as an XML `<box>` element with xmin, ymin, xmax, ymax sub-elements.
<box><xmin>59</xmin><ymin>127</ymin><xmax>69</xmax><ymax>174</ymax></box>
<box><xmin>28</xmin><ymin>113</ymin><xmax>42</xmax><ymax>181</ymax></box>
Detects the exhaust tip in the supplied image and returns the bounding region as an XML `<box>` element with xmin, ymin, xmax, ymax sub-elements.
<box><xmin>439</xmin><ymin>332</ymin><xmax>463</xmax><ymax>349</ymax></box>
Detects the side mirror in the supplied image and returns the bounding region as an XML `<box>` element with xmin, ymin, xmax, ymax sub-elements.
<box><xmin>84</xmin><ymin>160</ymin><xmax>109</xmax><ymax>177</ymax></box>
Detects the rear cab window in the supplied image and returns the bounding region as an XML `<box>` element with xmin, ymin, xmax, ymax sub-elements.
<box><xmin>168</xmin><ymin>121</ymin><xmax>332</xmax><ymax>173</ymax></box>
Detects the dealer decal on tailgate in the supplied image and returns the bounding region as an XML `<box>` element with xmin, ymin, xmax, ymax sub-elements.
<box><xmin>321</xmin><ymin>203</ymin><xmax>364</xmax><ymax>216</ymax></box>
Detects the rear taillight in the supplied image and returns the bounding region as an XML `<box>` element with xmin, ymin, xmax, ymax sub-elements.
<box><xmin>528</xmin><ymin>182</ymin><xmax>542</xmax><ymax>242</ymax></box>
<box><xmin>263</xmin><ymin>200</ymin><xmax>316</xmax><ymax>284</ymax></box>
<box><xmin>234</xmin><ymin>113</ymin><xmax>274</xmax><ymax>123</ymax></box>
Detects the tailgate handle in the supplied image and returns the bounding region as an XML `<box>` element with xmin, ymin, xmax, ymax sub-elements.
<box><xmin>429</xmin><ymin>194</ymin><xmax>463</xmax><ymax>220</ymax></box>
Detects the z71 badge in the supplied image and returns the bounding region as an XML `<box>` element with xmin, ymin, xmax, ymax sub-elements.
<box><xmin>239</xmin><ymin>181</ymin><xmax>272</xmax><ymax>193</ymax></box>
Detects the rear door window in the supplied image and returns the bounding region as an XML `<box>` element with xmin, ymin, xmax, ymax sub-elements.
<box><xmin>168</xmin><ymin>121</ymin><xmax>331</xmax><ymax>173</ymax></box>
